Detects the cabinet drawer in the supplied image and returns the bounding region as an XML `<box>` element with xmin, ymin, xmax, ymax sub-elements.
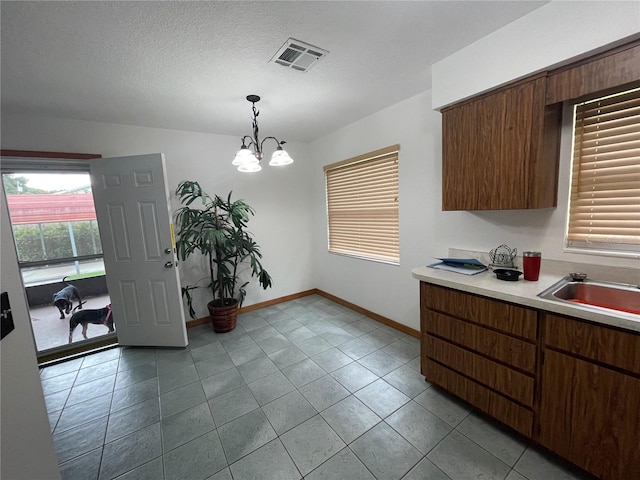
<box><xmin>424</xmin><ymin>358</ymin><xmax>533</xmax><ymax>437</ymax></box>
<box><xmin>545</xmin><ymin>313</ymin><xmax>640</xmax><ymax>375</ymax></box>
<box><xmin>425</xmin><ymin>335</ymin><xmax>534</xmax><ymax>407</ymax></box>
<box><xmin>426</xmin><ymin>310</ymin><xmax>537</xmax><ymax>373</ymax></box>
<box><xmin>421</xmin><ymin>283</ymin><xmax>537</xmax><ymax>340</ymax></box>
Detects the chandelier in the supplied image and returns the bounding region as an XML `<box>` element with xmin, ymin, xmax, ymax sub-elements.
<box><xmin>232</xmin><ymin>95</ymin><xmax>294</xmax><ymax>173</ymax></box>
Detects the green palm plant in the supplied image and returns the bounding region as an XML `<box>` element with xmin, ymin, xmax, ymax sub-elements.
<box><xmin>174</xmin><ymin>180</ymin><xmax>272</xmax><ymax>322</ymax></box>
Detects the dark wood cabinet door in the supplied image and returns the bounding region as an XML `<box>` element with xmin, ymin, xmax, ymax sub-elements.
<box><xmin>421</xmin><ymin>283</ymin><xmax>537</xmax><ymax>341</ymax></box>
<box><xmin>538</xmin><ymin>350</ymin><xmax>640</xmax><ymax>480</ymax></box>
<box><xmin>546</xmin><ymin>41</ymin><xmax>640</xmax><ymax>104</ymax></box>
<box><xmin>545</xmin><ymin>313</ymin><xmax>640</xmax><ymax>375</ymax></box>
<box><xmin>442</xmin><ymin>81</ymin><xmax>534</xmax><ymax>210</ymax></box>
<box><xmin>441</xmin><ymin>75</ymin><xmax>560</xmax><ymax>211</ymax></box>
<box><xmin>426</xmin><ymin>310</ymin><xmax>537</xmax><ymax>373</ymax></box>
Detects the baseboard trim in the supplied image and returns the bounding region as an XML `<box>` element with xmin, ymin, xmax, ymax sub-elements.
<box><xmin>186</xmin><ymin>288</ymin><xmax>420</xmax><ymax>339</ymax></box>
<box><xmin>186</xmin><ymin>317</ymin><xmax>210</xmax><ymax>328</ymax></box>
<box><xmin>239</xmin><ymin>289</ymin><xmax>319</xmax><ymax>313</ymax></box>
<box><xmin>185</xmin><ymin>289</ymin><xmax>318</xmax><ymax>329</ymax></box>
<box><xmin>314</xmin><ymin>289</ymin><xmax>420</xmax><ymax>339</ymax></box>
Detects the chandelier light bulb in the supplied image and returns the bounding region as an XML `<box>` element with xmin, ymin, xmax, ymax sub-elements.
<box><xmin>269</xmin><ymin>147</ymin><xmax>294</xmax><ymax>166</ymax></box>
<box><xmin>232</xmin><ymin>147</ymin><xmax>256</xmax><ymax>166</ymax></box>
<box><xmin>237</xmin><ymin>162</ymin><xmax>262</xmax><ymax>173</ymax></box>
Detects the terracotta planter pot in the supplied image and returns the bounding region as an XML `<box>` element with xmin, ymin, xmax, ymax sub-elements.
<box><xmin>207</xmin><ymin>298</ymin><xmax>239</xmax><ymax>333</ymax></box>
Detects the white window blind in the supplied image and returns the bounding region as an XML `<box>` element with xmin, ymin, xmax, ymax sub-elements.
<box><xmin>567</xmin><ymin>87</ymin><xmax>640</xmax><ymax>253</ymax></box>
<box><xmin>324</xmin><ymin>145</ymin><xmax>399</xmax><ymax>264</ymax></box>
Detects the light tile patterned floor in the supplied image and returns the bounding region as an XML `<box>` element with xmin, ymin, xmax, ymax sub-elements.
<box><xmin>42</xmin><ymin>294</ymin><xmax>592</xmax><ymax>480</ymax></box>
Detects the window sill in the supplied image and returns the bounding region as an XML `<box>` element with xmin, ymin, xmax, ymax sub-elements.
<box><xmin>563</xmin><ymin>246</ymin><xmax>640</xmax><ymax>260</ymax></box>
<box><xmin>328</xmin><ymin>250</ymin><xmax>400</xmax><ymax>266</ymax></box>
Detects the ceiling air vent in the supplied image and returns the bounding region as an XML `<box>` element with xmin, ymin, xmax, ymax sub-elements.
<box><xmin>270</xmin><ymin>38</ymin><xmax>328</xmax><ymax>73</ymax></box>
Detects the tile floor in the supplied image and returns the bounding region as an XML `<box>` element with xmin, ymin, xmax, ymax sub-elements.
<box><xmin>41</xmin><ymin>294</ymin><xmax>591</xmax><ymax>480</ymax></box>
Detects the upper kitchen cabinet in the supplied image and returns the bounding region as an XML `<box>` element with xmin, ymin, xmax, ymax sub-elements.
<box><xmin>546</xmin><ymin>41</ymin><xmax>640</xmax><ymax>105</ymax></box>
<box><xmin>441</xmin><ymin>38</ymin><xmax>640</xmax><ymax>212</ymax></box>
<box><xmin>442</xmin><ymin>75</ymin><xmax>562</xmax><ymax>211</ymax></box>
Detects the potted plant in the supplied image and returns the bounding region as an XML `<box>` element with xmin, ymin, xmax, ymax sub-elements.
<box><xmin>174</xmin><ymin>180</ymin><xmax>272</xmax><ymax>332</ymax></box>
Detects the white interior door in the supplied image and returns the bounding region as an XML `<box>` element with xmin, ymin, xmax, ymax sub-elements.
<box><xmin>90</xmin><ymin>153</ymin><xmax>188</xmax><ymax>347</ymax></box>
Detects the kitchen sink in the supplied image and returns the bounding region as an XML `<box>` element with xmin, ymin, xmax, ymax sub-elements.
<box><xmin>538</xmin><ymin>276</ymin><xmax>640</xmax><ymax>316</ymax></box>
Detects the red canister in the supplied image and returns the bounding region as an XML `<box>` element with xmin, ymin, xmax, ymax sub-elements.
<box><xmin>523</xmin><ymin>251</ymin><xmax>541</xmax><ymax>281</ymax></box>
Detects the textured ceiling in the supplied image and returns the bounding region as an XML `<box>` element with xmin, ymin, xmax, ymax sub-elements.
<box><xmin>1</xmin><ymin>1</ymin><xmax>548</xmax><ymax>143</ymax></box>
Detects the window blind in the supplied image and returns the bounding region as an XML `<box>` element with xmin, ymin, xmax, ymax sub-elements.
<box><xmin>567</xmin><ymin>87</ymin><xmax>640</xmax><ymax>252</ymax></box>
<box><xmin>324</xmin><ymin>145</ymin><xmax>399</xmax><ymax>263</ymax></box>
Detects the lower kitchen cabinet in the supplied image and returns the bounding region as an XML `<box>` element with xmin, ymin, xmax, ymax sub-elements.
<box><xmin>538</xmin><ymin>349</ymin><xmax>640</xmax><ymax>479</ymax></box>
<box><xmin>419</xmin><ymin>281</ymin><xmax>640</xmax><ymax>480</ymax></box>
<box><xmin>424</xmin><ymin>357</ymin><xmax>534</xmax><ymax>436</ymax></box>
<box><xmin>420</xmin><ymin>283</ymin><xmax>537</xmax><ymax>437</ymax></box>
<box><xmin>538</xmin><ymin>313</ymin><xmax>640</xmax><ymax>479</ymax></box>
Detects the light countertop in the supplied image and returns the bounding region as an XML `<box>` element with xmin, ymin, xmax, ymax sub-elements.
<box><xmin>412</xmin><ymin>265</ymin><xmax>640</xmax><ymax>333</ymax></box>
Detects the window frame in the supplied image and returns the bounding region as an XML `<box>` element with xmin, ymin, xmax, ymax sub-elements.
<box><xmin>1</xmin><ymin>153</ymin><xmax>106</xmax><ymax>281</ymax></box>
<box><xmin>563</xmin><ymin>86</ymin><xmax>640</xmax><ymax>258</ymax></box>
<box><xmin>324</xmin><ymin>144</ymin><xmax>400</xmax><ymax>265</ymax></box>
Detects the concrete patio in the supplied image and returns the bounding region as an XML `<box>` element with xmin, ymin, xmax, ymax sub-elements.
<box><xmin>29</xmin><ymin>294</ymin><xmax>113</xmax><ymax>351</ymax></box>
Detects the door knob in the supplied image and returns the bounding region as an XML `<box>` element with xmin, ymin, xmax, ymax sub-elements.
<box><xmin>164</xmin><ymin>248</ymin><xmax>172</xmax><ymax>254</ymax></box>
<box><xmin>164</xmin><ymin>261</ymin><xmax>174</xmax><ymax>268</ymax></box>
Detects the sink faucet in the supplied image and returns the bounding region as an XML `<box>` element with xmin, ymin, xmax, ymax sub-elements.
<box><xmin>569</xmin><ymin>272</ymin><xmax>588</xmax><ymax>282</ymax></box>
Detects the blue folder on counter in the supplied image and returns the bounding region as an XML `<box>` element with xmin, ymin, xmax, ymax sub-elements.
<box><xmin>427</xmin><ymin>258</ymin><xmax>488</xmax><ymax>275</ymax></box>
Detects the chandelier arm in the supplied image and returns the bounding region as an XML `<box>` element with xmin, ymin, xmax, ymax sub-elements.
<box><xmin>240</xmin><ymin>135</ymin><xmax>256</xmax><ymax>149</ymax></box>
<box><xmin>259</xmin><ymin>136</ymin><xmax>284</xmax><ymax>152</ymax></box>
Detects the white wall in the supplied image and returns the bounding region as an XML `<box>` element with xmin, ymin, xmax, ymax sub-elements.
<box><xmin>432</xmin><ymin>1</ymin><xmax>640</xmax><ymax>109</ymax></box>
<box><xmin>1</xmin><ymin>186</ymin><xmax>61</xmax><ymax>479</ymax></box>
<box><xmin>309</xmin><ymin>92</ymin><xmax>436</xmax><ymax>331</ymax></box>
<box><xmin>309</xmin><ymin>90</ymin><xmax>636</xmax><ymax>332</ymax></box>
<box><xmin>1</xmin><ymin>113</ymin><xmax>315</xmax><ymax>318</ymax></box>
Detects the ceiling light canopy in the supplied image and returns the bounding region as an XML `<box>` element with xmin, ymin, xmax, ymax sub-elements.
<box><xmin>232</xmin><ymin>95</ymin><xmax>293</xmax><ymax>173</ymax></box>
